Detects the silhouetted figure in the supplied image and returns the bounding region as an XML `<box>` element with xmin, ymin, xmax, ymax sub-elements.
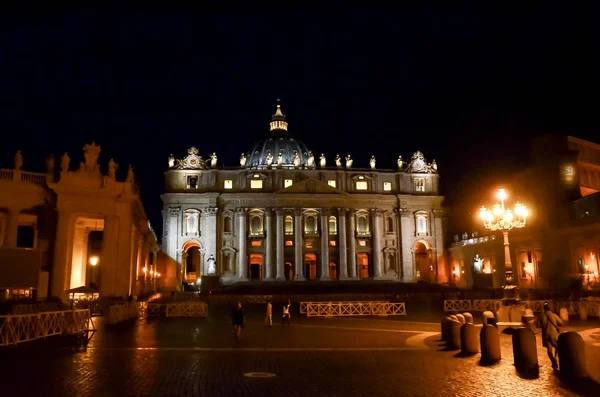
<box><xmin>232</xmin><ymin>301</ymin><xmax>245</xmax><ymax>340</ymax></box>
<box><xmin>264</xmin><ymin>299</ymin><xmax>273</xmax><ymax>327</ymax></box>
<box><xmin>536</xmin><ymin>302</ymin><xmax>563</xmax><ymax>369</ymax></box>
<box><xmin>282</xmin><ymin>300</ymin><xmax>291</xmax><ymax>328</ymax></box>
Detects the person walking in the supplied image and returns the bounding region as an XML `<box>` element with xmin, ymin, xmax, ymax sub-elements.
<box><xmin>282</xmin><ymin>300</ymin><xmax>291</xmax><ymax>328</ymax></box>
<box><xmin>232</xmin><ymin>301</ymin><xmax>245</xmax><ymax>341</ymax></box>
<box><xmin>536</xmin><ymin>302</ymin><xmax>563</xmax><ymax>370</ymax></box>
<box><xmin>264</xmin><ymin>299</ymin><xmax>273</xmax><ymax>327</ymax></box>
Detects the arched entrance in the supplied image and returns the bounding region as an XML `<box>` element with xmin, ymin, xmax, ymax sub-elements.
<box><xmin>285</xmin><ymin>262</ymin><xmax>293</xmax><ymax>281</ymax></box>
<box><xmin>414</xmin><ymin>241</ymin><xmax>433</xmax><ymax>282</ymax></box>
<box><xmin>358</xmin><ymin>253</ymin><xmax>369</xmax><ymax>279</ymax></box>
<box><xmin>182</xmin><ymin>240</ymin><xmax>201</xmax><ymax>283</ymax></box>
<box><xmin>305</xmin><ymin>253</ymin><xmax>317</xmax><ymax>280</ymax></box>
<box><xmin>329</xmin><ymin>261</ymin><xmax>338</xmax><ymax>280</ymax></box>
<box><xmin>249</xmin><ymin>253</ymin><xmax>263</xmax><ymax>280</ymax></box>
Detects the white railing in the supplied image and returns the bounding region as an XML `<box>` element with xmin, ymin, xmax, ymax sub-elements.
<box><xmin>472</xmin><ymin>300</ymin><xmax>502</xmax><ymax>312</ymax></box>
<box><xmin>165</xmin><ymin>302</ymin><xmax>208</xmax><ymax>318</ymax></box>
<box><xmin>302</xmin><ymin>301</ymin><xmax>406</xmax><ymax>317</ymax></box>
<box><xmin>147</xmin><ymin>302</ymin><xmax>162</xmax><ymax>316</ymax></box>
<box><xmin>443</xmin><ymin>300</ymin><xmax>473</xmax><ymax>312</ymax></box>
<box><xmin>20</xmin><ymin>171</ymin><xmax>47</xmax><ymax>185</ymax></box>
<box><xmin>299</xmin><ymin>300</ymin><xmax>389</xmax><ymax>315</ymax></box>
<box><xmin>0</xmin><ymin>309</ymin><xmax>94</xmax><ymax>346</ymax></box>
<box><xmin>0</xmin><ymin>169</ymin><xmax>14</xmax><ymax>180</ymax></box>
<box><xmin>107</xmin><ymin>303</ymin><xmax>142</xmax><ymax>324</ymax></box>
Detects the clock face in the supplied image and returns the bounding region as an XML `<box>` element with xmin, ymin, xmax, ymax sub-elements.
<box><xmin>190</xmin><ymin>159</ymin><xmax>197</xmax><ymax>165</ymax></box>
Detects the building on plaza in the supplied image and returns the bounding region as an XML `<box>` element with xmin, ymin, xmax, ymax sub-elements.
<box><xmin>161</xmin><ymin>101</ymin><xmax>446</xmax><ymax>287</ymax></box>
<box><xmin>448</xmin><ymin>135</ymin><xmax>600</xmax><ymax>291</ymax></box>
<box><xmin>0</xmin><ymin>143</ymin><xmax>159</xmax><ymax>302</ymax></box>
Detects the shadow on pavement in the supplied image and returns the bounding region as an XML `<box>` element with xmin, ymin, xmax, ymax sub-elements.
<box><xmin>556</xmin><ymin>374</ymin><xmax>600</xmax><ymax>397</ymax></box>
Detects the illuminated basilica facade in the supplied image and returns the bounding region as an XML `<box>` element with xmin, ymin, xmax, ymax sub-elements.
<box><xmin>161</xmin><ymin>102</ymin><xmax>446</xmax><ymax>286</ymax></box>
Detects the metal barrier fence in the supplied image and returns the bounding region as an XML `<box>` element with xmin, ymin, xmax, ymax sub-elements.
<box><xmin>107</xmin><ymin>303</ymin><xmax>142</xmax><ymax>324</ymax></box>
<box><xmin>301</xmin><ymin>301</ymin><xmax>406</xmax><ymax>317</ymax></box>
<box><xmin>11</xmin><ymin>302</ymin><xmax>62</xmax><ymax>315</ymax></box>
<box><xmin>165</xmin><ymin>302</ymin><xmax>208</xmax><ymax>318</ymax></box>
<box><xmin>0</xmin><ymin>309</ymin><xmax>95</xmax><ymax>346</ymax></box>
<box><xmin>443</xmin><ymin>299</ymin><xmax>600</xmax><ymax>317</ymax></box>
<box><xmin>299</xmin><ymin>301</ymin><xmax>389</xmax><ymax>315</ymax></box>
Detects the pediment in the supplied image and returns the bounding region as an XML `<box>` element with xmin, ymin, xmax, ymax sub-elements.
<box><xmin>276</xmin><ymin>178</ymin><xmax>348</xmax><ymax>195</ymax></box>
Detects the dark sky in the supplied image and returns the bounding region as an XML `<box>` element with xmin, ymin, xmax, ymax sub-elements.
<box><xmin>1</xmin><ymin>8</ymin><xmax>599</xmax><ymax>239</ymax></box>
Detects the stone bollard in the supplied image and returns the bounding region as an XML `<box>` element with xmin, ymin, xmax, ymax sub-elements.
<box><xmin>557</xmin><ymin>332</ymin><xmax>589</xmax><ymax>380</ymax></box>
<box><xmin>455</xmin><ymin>313</ymin><xmax>465</xmax><ymax>324</ymax></box>
<box><xmin>441</xmin><ymin>318</ymin><xmax>446</xmax><ymax>341</ymax></box>
<box><xmin>460</xmin><ymin>323</ymin><xmax>479</xmax><ymax>355</ymax></box>
<box><xmin>447</xmin><ymin>320</ymin><xmax>462</xmax><ymax>350</ymax></box>
<box><xmin>442</xmin><ymin>317</ymin><xmax>453</xmax><ymax>342</ymax></box>
<box><xmin>462</xmin><ymin>312</ymin><xmax>473</xmax><ymax>324</ymax></box>
<box><xmin>559</xmin><ymin>307</ymin><xmax>569</xmax><ymax>323</ymax></box>
<box><xmin>512</xmin><ymin>327</ymin><xmax>538</xmax><ymax>374</ymax></box>
<box><xmin>480</xmin><ymin>324</ymin><xmax>501</xmax><ymax>363</ymax></box>
<box><xmin>522</xmin><ymin>309</ymin><xmax>535</xmax><ymax>333</ymax></box>
<box><xmin>482</xmin><ymin>311</ymin><xmax>494</xmax><ymax>326</ymax></box>
<box><xmin>449</xmin><ymin>314</ymin><xmax>458</xmax><ymax>322</ymax></box>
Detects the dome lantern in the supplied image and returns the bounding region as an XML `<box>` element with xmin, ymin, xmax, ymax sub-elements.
<box><xmin>269</xmin><ymin>98</ymin><xmax>288</xmax><ymax>133</ymax></box>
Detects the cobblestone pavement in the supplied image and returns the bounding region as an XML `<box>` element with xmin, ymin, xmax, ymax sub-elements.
<box><xmin>0</xmin><ymin>313</ymin><xmax>599</xmax><ymax>397</ymax></box>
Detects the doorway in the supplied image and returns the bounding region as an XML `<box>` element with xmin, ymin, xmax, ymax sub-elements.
<box><xmin>249</xmin><ymin>253</ymin><xmax>263</xmax><ymax>280</ymax></box>
<box><xmin>305</xmin><ymin>253</ymin><xmax>317</xmax><ymax>280</ymax></box>
<box><xmin>415</xmin><ymin>242</ymin><xmax>433</xmax><ymax>282</ymax></box>
<box><xmin>285</xmin><ymin>262</ymin><xmax>293</xmax><ymax>281</ymax></box>
<box><xmin>358</xmin><ymin>253</ymin><xmax>369</xmax><ymax>279</ymax></box>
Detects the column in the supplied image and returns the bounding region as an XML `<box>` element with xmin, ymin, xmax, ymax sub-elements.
<box><xmin>319</xmin><ymin>210</ymin><xmax>330</xmax><ymax>280</ymax></box>
<box><xmin>100</xmin><ymin>214</ymin><xmax>119</xmax><ymax>297</ymax></box>
<box><xmin>400</xmin><ymin>208</ymin><xmax>415</xmax><ymax>282</ymax></box>
<box><xmin>203</xmin><ymin>207</ymin><xmax>218</xmax><ymax>275</ymax></box>
<box><xmin>115</xmin><ymin>206</ymin><xmax>133</xmax><ymax>297</ymax></box>
<box><xmin>51</xmin><ymin>211</ymin><xmax>75</xmax><ymax>300</ymax></box>
<box><xmin>3</xmin><ymin>209</ymin><xmax>20</xmax><ymax>247</ymax></box>
<box><xmin>293</xmin><ymin>208</ymin><xmax>305</xmax><ymax>280</ymax></box>
<box><xmin>275</xmin><ymin>209</ymin><xmax>285</xmax><ymax>280</ymax></box>
<box><xmin>347</xmin><ymin>210</ymin><xmax>357</xmax><ymax>279</ymax></box>
<box><xmin>236</xmin><ymin>208</ymin><xmax>248</xmax><ymax>279</ymax></box>
<box><xmin>338</xmin><ymin>208</ymin><xmax>348</xmax><ymax>279</ymax></box>
<box><xmin>265</xmin><ymin>208</ymin><xmax>274</xmax><ymax>280</ymax></box>
<box><xmin>69</xmin><ymin>225</ymin><xmax>88</xmax><ymax>289</ymax></box>
<box><xmin>372</xmin><ymin>209</ymin><xmax>383</xmax><ymax>279</ymax></box>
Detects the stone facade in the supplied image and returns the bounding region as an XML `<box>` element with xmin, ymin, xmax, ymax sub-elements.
<box><xmin>161</xmin><ymin>102</ymin><xmax>445</xmax><ymax>287</ymax></box>
<box><xmin>0</xmin><ymin>143</ymin><xmax>159</xmax><ymax>301</ymax></box>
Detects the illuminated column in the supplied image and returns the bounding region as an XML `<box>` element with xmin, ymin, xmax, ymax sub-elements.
<box><xmin>51</xmin><ymin>211</ymin><xmax>75</xmax><ymax>300</ymax></box>
<box><xmin>400</xmin><ymin>209</ymin><xmax>415</xmax><ymax>282</ymax></box>
<box><xmin>372</xmin><ymin>209</ymin><xmax>384</xmax><ymax>278</ymax></box>
<box><xmin>236</xmin><ymin>208</ymin><xmax>248</xmax><ymax>279</ymax></box>
<box><xmin>338</xmin><ymin>208</ymin><xmax>348</xmax><ymax>279</ymax></box>
<box><xmin>320</xmin><ymin>210</ymin><xmax>330</xmax><ymax>280</ymax></box>
<box><xmin>347</xmin><ymin>210</ymin><xmax>357</xmax><ymax>279</ymax></box>
<box><xmin>100</xmin><ymin>214</ymin><xmax>119</xmax><ymax>297</ymax></box>
<box><xmin>3</xmin><ymin>209</ymin><xmax>20</xmax><ymax>247</ymax></box>
<box><xmin>275</xmin><ymin>209</ymin><xmax>285</xmax><ymax>280</ymax></box>
<box><xmin>294</xmin><ymin>208</ymin><xmax>304</xmax><ymax>280</ymax></box>
<box><xmin>265</xmin><ymin>209</ymin><xmax>274</xmax><ymax>280</ymax></box>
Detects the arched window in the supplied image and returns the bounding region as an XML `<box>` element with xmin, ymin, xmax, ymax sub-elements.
<box><xmin>250</xmin><ymin>215</ymin><xmax>263</xmax><ymax>234</ymax></box>
<box><xmin>328</xmin><ymin>216</ymin><xmax>337</xmax><ymax>234</ymax></box>
<box><xmin>386</xmin><ymin>217</ymin><xmax>394</xmax><ymax>233</ymax></box>
<box><xmin>285</xmin><ymin>216</ymin><xmax>293</xmax><ymax>235</ymax></box>
<box><xmin>416</xmin><ymin>215</ymin><xmax>427</xmax><ymax>236</ymax></box>
<box><xmin>357</xmin><ymin>216</ymin><xmax>368</xmax><ymax>233</ymax></box>
<box><xmin>185</xmin><ymin>210</ymin><xmax>199</xmax><ymax>236</ymax></box>
<box><xmin>305</xmin><ymin>215</ymin><xmax>317</xmax><ymax>233</ymax></box>
<box><xmin>224</xmin><ymin>216</ymin><xmax>232</xmax><ymax>233</ymax></box>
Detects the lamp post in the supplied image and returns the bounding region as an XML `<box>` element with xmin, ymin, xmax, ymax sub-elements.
<box><xmin>479</xmin><ymin>189</ymin><xmax>529</xmax><ymax>305</ymax></box>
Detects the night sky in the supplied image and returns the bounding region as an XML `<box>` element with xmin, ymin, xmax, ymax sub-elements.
<box><xmin>1</xmin><ymin>8</ymin><xmax>598</xmax><ymax>239</ymax></box>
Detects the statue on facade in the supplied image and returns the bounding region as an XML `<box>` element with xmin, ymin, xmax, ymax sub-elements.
<box><xmin>345</xmin><ymin>154</ymin><xmax>353</xmax><ymax>169</ymax></box>
<box><xmin>335</xmin><ymin>154</ymin><xmax>342</xmax><ymax>168</ymax></box>
<box><xmin>320</xmin><ymin>153</ymin><xmax>326</xmax><ymax>168</ymax></box>
<box><xmin>239</xmin><ymin>153</ymin><xmax>247</xmax><ymax>167</ymax></box>
<box><xmin>277</xmin><ymin>151</ymin><xmax>283</xmax><ymax>168</ymax></box>
<box><xmin>293</xmin><ymin>151</ymin><xmax>301</xmax><ymax>168</ymax></box>
<box><xmin>430</xmin><ymin>159</ymin><xmax>438</xmax><ymax>172</ymax></box>
<box><xmin>397</xmin><ymin>155</ymin><xmax>404</xmax><ymax>170</ymax></box>
<box><xmin>369</xmin><ymin>155</ymin><xmax>376</xmax><ymax>169</ymax></box>
<box><xmin>46</xmin><ymin>155</ymin><xmax>55</xmax><ymax>173</ymax></box>
<box><xmin>266</xmin><ymin>150</ymin><xmax>273</xmax><ymax>168</ymax></box>
<box><xmin>83</xmin><ymin>142</ymin><xmax>101</xmax><ymax>172</ymax></box>
<box><xmin>207</xmin><ymin>254</ymin><xmax>216</xmax><ymax>275</ymax></box>
<box><xmin>307</xmin><ymin>151</ymin><xmax>315</xmax><ymax>168</ymax></box>
<box><xmin>60</xmin><ymin>152</ymin><xmax>70</xmax><ymax>172</ymax></box>
<box><xmin>126</xmin><ymin>164</ymin><xmax>135</xmax><ymax>183</ymax></box>
<box><xmin>168</xmin><ymin>154</ymin><xmax>175</xmax><ymax>168</ymax></box>
<box><xmin>210</xmin><ymin>152</ymin><xmax>218</xmax><ymax>168</ymax></box>
<box><xmin>14</xmin><ymin>150</ymin><xmax>23</xmax><ymax>170</ymax></box>
<box><xmin>108</xmin><ymin>158</ymin><xmax>118</xmax><ymax>178</ymax></box>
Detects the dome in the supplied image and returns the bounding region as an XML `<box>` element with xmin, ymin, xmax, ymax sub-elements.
<box><xmin>245</xmin><ymin>100</ymin><xmax>313</xmax><ymax>170</ymax></box>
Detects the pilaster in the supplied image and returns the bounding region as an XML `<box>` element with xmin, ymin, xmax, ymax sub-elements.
<box><xmin>264</xmin><ymin>208</ymin><xmax>274</xmax><ymax>280</ymax></box>
<box><xmin>293</xmin><ymin>208</ymin><xmax>304</xmax><ymax>280</ymax></box>
<box><xmin>347</xmin><ymin>210</ymin><xmax>357</xmax><ymax>279</ymax></box>
<box><xmin>319</xmin><ymin>210</ymin><xmax>330</xmax><ymax>280</ymax></box>
<box><xmin>372</xmin><ymin>209</ymin><xmax>384</xmax><ymax>279</ymax></box>
<box><xmin>338</xmin><ymin>208</ymin><xmax>348</xmax><ymax>279</ymax></box>
<box><xmin>50</xmin><ymin>211</ymin><xmax>75</xmax><ymax>300</ymax></box>
<box><xmin>236</xmin><ymin>208</ymin><xmax>248</xmax><ymax>279</ymax></box>
<box><xmin>400</xmin><ymin>208</ymin><xmax>415</xmax><ymax>282</ymax></box>
<box><xmin>275</xmin><ymin>208</ymin><xmax>285</xmax><ymax>280</ymax></box>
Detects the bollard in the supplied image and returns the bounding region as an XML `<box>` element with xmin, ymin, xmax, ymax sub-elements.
<box><xmin>559</xmin><ymin>307</ymin><xmax>569</xmax><ymax>323</ymax></box>
<box><xmin>455</xmin><ymin>313</ymin><xmax>465</xmax><ymax>324</ymax></box>
<box><xmin>449</xmin><ymin>314</ymin><xmax>458</xmax><ymax>322</ymax></box>
<box><xmin>482</xmin><ymin>311</ymin><xmax>494</xmax><ymax>326</ymax></box>
<box><xmin>442</xmin><ymin>317</ymin><xmax>453</xmax><ymax>342</ymax></box>
<box><xmin>524</xmin><ymin>308</ymin><xmax>533</xmax><ymax>317</ymax></box>
<box><xmin>447</xmin><ymin>320</ymin><xmax>462</xmax><ymax>350</ymax></box>
<box><xmin>512</xmin><ymin>327</ymin><xmax>538</xmax><ymax>374</ymax></box>
<box><xmin>441</xmin><ymin>318</ymin><xmax>446</xmax><ymax>341</ymax></box>
<box><xmin>462</xmin><ymin>312</ymin><xmax>473</xmax><ymax>324</ymax></box>
<box><xmin>557</xmin><ymin>332</ymin><xmax>589</xmax><ymax>380</ymax></box>
<box><xmin>460</xmin><ymin>323</ymin><xmax>479</xmax><ymax>355</ymax></box>
<box><xmin>480</xmin><ymin>324</ymin><xmax>501</xmax><ymax>363</ymax></box>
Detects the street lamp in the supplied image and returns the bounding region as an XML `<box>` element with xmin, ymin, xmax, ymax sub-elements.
<box><xmin>89</xmin><ymin>256</ymin><xmax>99</xmax><ymax>266</ymax></box>
<box><xmin>479</xmin><ymin>188</ymin><xmax>528</xmax><ymax>305</ymax></box>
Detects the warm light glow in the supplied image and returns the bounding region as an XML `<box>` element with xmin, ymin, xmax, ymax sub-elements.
<box><xmin>89</xmin><ymin>256</ymin><xmax>99</xmax><ymax>266</ymax></box>
<box><xmin>480</xmin><ymin>189</ymin><xmax>528</xmax><ymax>232</ymax></box>
<box><xmin>496</xmin><ymin>188</ymin><xmax>507</xmax><ymax>201</ymax></box>
<box><xmin>143</xmin><ymin>267</ymin><xmax>147</xmax><ymax>272</ymax></box>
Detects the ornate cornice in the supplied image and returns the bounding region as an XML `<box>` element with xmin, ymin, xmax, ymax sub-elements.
<box><xmin>168</xmin><ymin>207</ymin><xmax>181</xmax><ymax>216</ymax></box>
<box><xmin>400</xmin><ymin>208</ymin><xmax>412</xmax><ymax>217</ymax></box>
<box><xmin>203</xmin><ymin>207</ymin><xmax>218</xmax><ymax>216</ymax></box>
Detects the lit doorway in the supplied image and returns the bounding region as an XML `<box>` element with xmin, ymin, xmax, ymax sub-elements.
<box><xmin>358</xmin><ymin>253</ymin><xmax>369</xmax><ymax>279</ymax></box>
<box><xmin>329</xmin><ymin>261</ymin><xmax>338</xmax><ymax>280</ymax></box>
<box><xmin>285</xmin><ymin>262</ymin><xmax>293</xmax><ymax>281</ymax></box>
<box><xmin>249</xmin><ymin>253</ymin><xmax>263</xmax><ymax>280</ymax></box>
<box><xmin>415</xmin><ymin>242</ymin><xmax>433</xmax><ymax>282</ymax></box>
<box><xmin>305</xmin><ymin>253</ymin><xmax>317</xmax><ymax>280</ymax></box>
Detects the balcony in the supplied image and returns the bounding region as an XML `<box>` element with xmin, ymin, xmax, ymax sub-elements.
<box><xmin>303</xmin><ymin>230</ymin><xmax>320</xmax><ymax>237</ymax></box>
<box><xmin>356</xmin><ymin>231</ymin><xmax>371</xmax><ymax>238</ymax></box>
<box><xmin>248</xmin><ymin>231</ymin><xmax>265</xmax><ymax>238</ymax></box>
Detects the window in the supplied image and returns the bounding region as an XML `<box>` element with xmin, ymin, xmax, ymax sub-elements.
<box><xmin>383</xmin><ymin>182</ymin><xmax>392</xmax><ymax>191</ymax></box>
<box><xmin>355</xmin><ymin>181</ymin><xmax>368</xmax><ymax>190</ymax></box>
<box><xmin>250</xmin><ymin>216</ymin><xmax>263</xmax><ymax>234</ymax></box>
<box><xmin>285</xmin><ymin>216</ymin><xmax>293</xmax><ymax>234</ymax></box>
<box><xmin>386</xmin><ymin>217</ymin><xmax>394</xmax><ymax>233</ymax></box>
<box><xmin>251</xmin><ymin>240</ymin><xmax>262</xmax><ymax>247</ymax></box>
<box><xmin>250</xmin><ymin>180</ymin><xmax>263</xmax><ymax>189</ymax></box>
<box><xmin>224</xmin><ymin>180</ymin><xmax>233</xmax><ymax>189</ymax></box>
<box><xmin>416</xmin><ymin>215</ymin><xmax>427</xmax><ymax>235</ymax></box>
<box><xmin>224</xmin><ymin>216</ymin><xmax>232</xmax><ymax>233</ymax></box>
<box><xmin>328</xmin><ymin>180</ymin><xmax>337</xmax><ymax>188</ymax></box>
<box><xmin>285</xmin><ymin>240</ymin><xmax>293</xmax><ymax>247</ymax></box>
<box><xmin>413</xmin><ymin>178</ymin><xmax>425</xmax><ymax>192</ymax></box>
<box><xmin>358</xmin><ymin>240</ymin><xmax>367</xmax><ymax>247</ymax></box>
<box><xmin>284</xmin><ymin>179</ymin><xmax>293</xmax><ymax>188</ymax></box>
<box><xmin>305</xmin><ymin>215</ymin><xmax>317</xmax><ymax>233</ymax></box>
<box><xmin>357</xmin><ymin>216</ymin><xmax>368</xmax><ymax>233</ymax></box>
<box><xmin>186</xmin><ymin>212</ymin><xmax>199</xmax><ymax>235</ymax></box>
<box><xmin>329</xmin><ymin>240</ymin><xmax>336</xmax><ymax>246</ymax></box>
<box><xmin>187</xmin><ymin>175</ymin><xmax>198</xmax><ymax>189</ymax></box>
<box><xmin>328</xmin><ymin>216</ymin><xmax>337</xmax><ymax>234</ymax></box>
